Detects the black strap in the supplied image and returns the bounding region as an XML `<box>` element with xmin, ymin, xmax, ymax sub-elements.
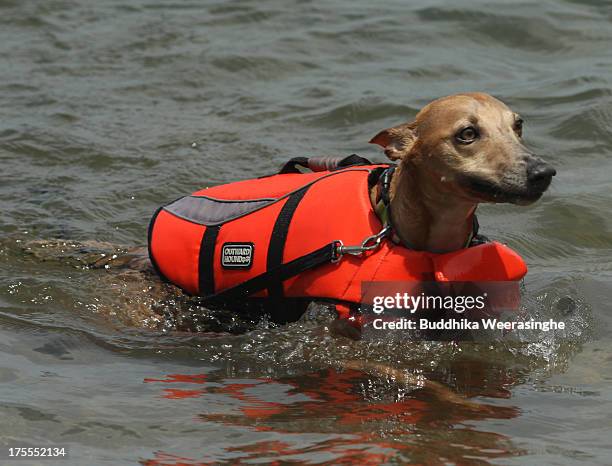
<box><xmin>367</xmin><ymin>166</ymin><xmax>389</xmax><ymax>190</ymax></box>
<box><xmin>267</xmin><ymin>186</ymin><xmax>310</xmax><ymax>299</ymax></box>
<box><xmin>377</xmin><ymin>166</ymin><xmax>395</xmax><ymax>206</ymax></box>
<box><xmin>203</xmin><ymin>242</ymin><xmax>338</xmax><ymax>302</ymax></box>
<box><xmin>198</xmin><ymin>225</ymin><xmax>221</xmax><ymax>295</ymax></box>
<box><xmin>279</xmin><ymin>154</ymin><xmax>372</xmax><ymax>174</ymax></box>
<box><xmin>469</xmin><ymin>217</ymin><xmax>490</xmax><ymax>246</ymax></box>
<box><xmin>278</xmin><ymin>157</ymin><xmax>309</xmax><ymax>174</ymax></box>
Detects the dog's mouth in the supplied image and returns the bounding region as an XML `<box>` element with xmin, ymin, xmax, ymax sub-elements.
<box><xmin>459</xmin><ymin>176</ymin><xmax>548</xmax><ymax>205</ymax></box>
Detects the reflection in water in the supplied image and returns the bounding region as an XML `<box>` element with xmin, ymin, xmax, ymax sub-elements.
<box><xmin>142</xmin><ymin>367</ymin><xmax>523</xmax><ymax>465</ymax></box>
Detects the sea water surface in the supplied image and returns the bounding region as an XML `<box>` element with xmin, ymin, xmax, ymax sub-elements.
<box><xmin>1</xmin><ymin>0</ymin><xmax>612</xmax><ymax>464</ymax></box>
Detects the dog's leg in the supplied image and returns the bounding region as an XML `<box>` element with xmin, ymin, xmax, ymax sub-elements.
<box><xmin>89</xmin><ymin>246</ymin><xmax>153</xmax><ymax>272</ymax></box>
<box><xmin>342</xmin><ymin>359</ymin><xmax>513</xmax><ymax>414</ymax></box>
<box><xmin>329</xmin><ymin>318</ymin><xmax>362</xmax><ymax>340</ymax></box>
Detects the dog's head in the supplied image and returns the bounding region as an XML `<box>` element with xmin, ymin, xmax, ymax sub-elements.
<box><xmin>370</xmin><ymin>93</ymin><xmax>555</xmax><ymax>205</ymax></box>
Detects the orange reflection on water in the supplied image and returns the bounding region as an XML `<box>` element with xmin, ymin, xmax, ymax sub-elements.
<box><xmin>144</xmin><ymin>373</ymin><xmax>208</xmax><ymax>384</ymax></box>
<box><xmin>142</xmin><ymin>367</ymin><xmax>522</xmax><ymax>465</ymax></box>
<box><xmin>144</xmin><ymin>373</ymin><xmax>208</xmax><ymax>399</ymax></box>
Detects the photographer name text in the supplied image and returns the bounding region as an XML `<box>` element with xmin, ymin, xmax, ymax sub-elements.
<box><xmin>372</xmin><ymin>318</ymin><xmax>565</xmax><ymax>331</ymax></box>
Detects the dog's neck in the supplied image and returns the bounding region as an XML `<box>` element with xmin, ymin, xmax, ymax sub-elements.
<box><xmin>377</xmin><ymin>162</ymin><xmax>477</xmax><ymax>253</ymax></box>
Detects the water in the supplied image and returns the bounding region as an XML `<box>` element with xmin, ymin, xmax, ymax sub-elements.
<box><xmin>1</xmin><ymin>0</ymin><xmax>612</xmax><ymax>464</ymax></box>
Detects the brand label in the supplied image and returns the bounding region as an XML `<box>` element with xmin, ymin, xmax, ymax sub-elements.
<box><xmin>221</xmin><ymin>243</ymin><xmax>254</xmax><ymax>269</ymax></box>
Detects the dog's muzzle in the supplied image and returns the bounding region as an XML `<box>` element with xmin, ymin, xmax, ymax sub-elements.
<box><xmin>526</xmin><ymin>158</ymin><xmax>556</xmax><ymax>192</ymax></box>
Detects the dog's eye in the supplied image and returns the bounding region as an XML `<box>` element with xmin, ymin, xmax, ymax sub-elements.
<box><xmin>456</xmin><ymin>126</ymin><xmax>479</xmax><ymax>144</ymax></box>
<box><xmin>514</xmin><ymin>118</ymin><xmax>524</xmax><ymax>137</ymax></box>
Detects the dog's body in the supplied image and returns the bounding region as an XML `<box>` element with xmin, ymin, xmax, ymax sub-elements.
<box><xmin>114</xmin><ymin>92</ymin><xmax>555</xmax><ymax>323</ymax></box>
<box><xmin>102</xmin><ymin>92</ymin><xmax>554</xmax><ymax>313</ymax></box>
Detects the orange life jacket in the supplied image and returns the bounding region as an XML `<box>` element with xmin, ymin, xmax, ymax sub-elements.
<box><xmin>148</xmin><ymin>158</ymin><xmax>527</xmax><ymax>317</ymax></box>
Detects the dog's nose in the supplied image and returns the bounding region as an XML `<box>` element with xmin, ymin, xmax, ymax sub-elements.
<box><xmin>527</xmin><ymin>162</ymin><xmax>556</xmax><ymax>187</ymax></box>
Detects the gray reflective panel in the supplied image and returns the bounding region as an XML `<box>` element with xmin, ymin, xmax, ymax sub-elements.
<box><xmin>164</xmin><ymin>195</ymin><xmax>276</xmax><ymax>226</ymax></box>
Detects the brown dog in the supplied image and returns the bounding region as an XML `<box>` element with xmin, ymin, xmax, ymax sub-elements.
<box><xmin>369</xmin><ymin>92</ymin><xmax>555</xmax><ymax>253</ymax></box>
<box><xmin>87</xmin><ymin>93</ymin><xmax>555</xmax><ymax>325</ymax></box>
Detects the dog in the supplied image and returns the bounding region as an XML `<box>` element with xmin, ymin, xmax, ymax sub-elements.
<box><xmin>93</xmin><ymin>92</ymin><xmax>555</xmax><ymax>326</ymax></box>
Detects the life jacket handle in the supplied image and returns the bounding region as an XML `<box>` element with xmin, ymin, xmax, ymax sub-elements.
<box><xmin>278</xmin><ymin>154</ymin><xmax>373</xmax><ymax>174</ymax></box>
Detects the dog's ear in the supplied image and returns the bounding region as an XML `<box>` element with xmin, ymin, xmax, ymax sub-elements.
<box><xmin>369</xmin><ymin>121</ymin><xmax>417</xmax><ymax>161</ymax></box>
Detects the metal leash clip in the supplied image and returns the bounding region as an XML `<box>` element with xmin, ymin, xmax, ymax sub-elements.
<box><xmin>332</xmin><ymin>225</ymin><xmax>391</xmax><ymax>262</ymax></box>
